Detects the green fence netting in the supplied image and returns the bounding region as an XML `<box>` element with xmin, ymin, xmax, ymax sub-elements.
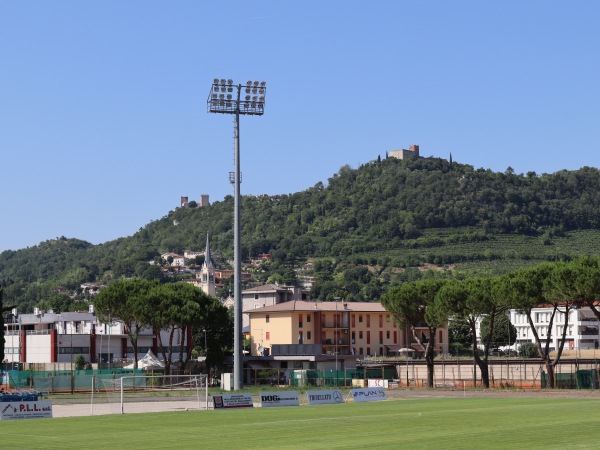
<box><xmin>8</xmin><ymin>368</ymin><xmax>144</xmax><ymax>392</ymax></box>
<box><xmin>541</xmin><ymin>370</ymin><xmax>598</xmax><ymax>389</ymax></box>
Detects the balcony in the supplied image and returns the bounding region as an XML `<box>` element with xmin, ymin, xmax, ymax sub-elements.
<box><xmin>321</xmin><ymin>321</ymin><xmax>349</xmax><ymax>329</ymax></box>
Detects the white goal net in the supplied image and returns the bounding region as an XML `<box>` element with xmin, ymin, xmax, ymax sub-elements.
<box><xmin>96</xmin><ymin>374</ymin><xmax>209</xmax><ymax>415</ymax></box>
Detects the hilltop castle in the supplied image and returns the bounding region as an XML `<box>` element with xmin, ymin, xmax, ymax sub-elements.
<box><xmin>180</xmin><ymin>194</ymin><xmax>210</xmax><ymax>208</ymax></box>
<box><xmin>389</xmin><ymin>144</ymin><xmax>419</xmax><ymax>160</ymax></box>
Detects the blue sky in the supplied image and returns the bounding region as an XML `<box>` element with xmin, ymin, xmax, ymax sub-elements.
<box><xmin>1</xmin><ymin>1</ymin><xmax>599</xmax><ymax>252</ymax></box>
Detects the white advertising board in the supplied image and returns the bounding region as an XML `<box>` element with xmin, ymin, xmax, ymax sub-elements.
<box><xmin>259</xmin><ymin>391</ymin><xmax>299</xmax><ymax>407</ymax></box>
<box><xmin>212</xmin><ymin>394</ymin><xmax>254</xmax><ymax>409</ymax></box>
<box><xmin>350</xmin><ymin>387</ymin><xmax>387</xmax><ymax>403</ymax></box>
<box><xmin>0</xmin><ymin>400</ymin><xmax>53</xmax><ymax>420</ymax></box>
<box><xmin>306</xmin><ymin>390</ymin><xmax>344</xmax><ymax>405</ymax></box>
<box><xmin>367</xmin><ymin>379</ymin><xmax>389</xmax><ymax>388</ymax></box>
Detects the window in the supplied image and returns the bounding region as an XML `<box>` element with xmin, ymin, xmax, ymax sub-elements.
<box><xmin>255</xmin><ymin>294</ymin><xmax>259</xmax><ymax>300</ymax></box>
<box><xmin>386</xmin><ymin>330</ymin><xmax>390</xmax><ymax>339</ymax></box>
<box><xmin>367</xmin><ymin>331</ymin><xmax>371</xmax><ymax>344</ymax></box>
<box><xmin>266</xmin><ymin>315</ymin><xmax>270</xmax><ymax>323</ymax></box>
<box><xmin>351</xmin><ymin>314</ymin><xmax>355</xmax><ymax>327</ymax></box>
<box><xmin>307</xmin><ymin>331</ymin><xmax>312</xmax><ymax>340</ymax></box>
<box><xmin>367</xmin><ymin>347</ymin><xmax>371</xmax><ymax>355</ymax></box>
<box><xmin>379</xmin><ymin>331</ymin><xmax>383</xmax><ymax>344</ymax></box>
<box><xmin>393</xmin><ymin>331</ymin><xmax>397</xmax><ymax>344</ymax></box>
<box><xmin>307</xmin><ymin>314</ymin><xmax>311</xmax><ymax>323</ymax></box>
<box><xmin>351</xmin><ymin>331</ymin><xmax>356</xmax><ymax>344</ymax></box>
<box><xmin>379</xmin><ymin>315</ymin><xmax>383</xmax><ymax>328</ymax></box>
<box><xmin>359</xmin><ymin>331</ymin><xmax>363</xmax><ymax>339</ymax></box>
<box><xmin>266</xmin><ymin>332</ymin><xmax>270</xmax><ymax>340</ymax></box>
<box><xmin>359</xmin><ymin>314</ymin><xmax>363</xmax><ymax>323</ymax></box>
<box><xmin>298</xmin><ymin>314</ymin><xmax>303</xmax><ymax>328</ymax></box>
<box><xmin>366</xmin><ymin>315</ymin><xmax>370</xmax><ymax>327</ymax></box>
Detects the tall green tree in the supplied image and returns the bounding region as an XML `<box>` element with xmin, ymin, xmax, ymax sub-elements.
<box><xmin>94</xmin><ymin>278</ymin><xmax>155</xmax><ymax>369</ymax></box>
<box><xmin>381</xmin><ymin>279</ymin><xmax>448</xmax><ymax>388</ymax></box>
<box><xmin>479</xmin><ymin>312</ymin><xmax>517</xmax><ymax>350</ymax></box>
<box><xmin>435</xmin><ymin>277</ymin><xmax>502</xmax><ymax>388</ymax></box>
<box><xmin>496</xmin><ymin>263</ymin><xmax>568</xmax><ymax>387</ymax></box>
<box><xmin>146</xmin><ymin>282</ymin><xmax>230</xmax><ymax>374</ymax></box>
<box><xmin>555</xmin><ymin>257</ymin><xmax>600</xmax><ymax>321</ymax></box>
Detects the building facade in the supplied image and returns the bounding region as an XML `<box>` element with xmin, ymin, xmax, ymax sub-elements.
<box><xmin>3</xmin><ymin>307</ymin><xmax>190</xmax><ymax>367</ymax></box>
<box><xmin>247</xmin><ymin>300</ymin><xmax>449</xmax><ymax>358</ymax></box>
<box><xmin>510</xmin><ymin>306</ymin><xmax>600</xmax><ymax>351</ymax></box>
<box><xmin>241</xmin><ymin>284</ymin><xmax>309</xmax><ymax>328</ymax></box>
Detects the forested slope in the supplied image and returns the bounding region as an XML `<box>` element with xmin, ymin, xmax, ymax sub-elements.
<box><xmin>3</xmin><ymin>156</ymin><xmax>600</xmax><ymax>310</ymax></box>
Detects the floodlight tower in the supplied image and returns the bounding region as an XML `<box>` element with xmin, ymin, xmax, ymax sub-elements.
<box><xmin>207</xmin><ymin>78</ymin><xmax>266</xmax><ymax>390</ymax></box>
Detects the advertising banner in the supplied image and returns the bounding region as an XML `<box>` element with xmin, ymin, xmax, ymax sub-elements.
<box><xmin>306</xmin><ymin>390</ymin><xmax>344</xmax><ymax>405</ymax></box>
<box><xmin>212</xmin><ymin>394</ymin><xmax>254</xmax><ymax>409</ymax></box>
<box><xmin>367</xmin><ymin>379</ymin><xmax>389</xmax><ymax>388</ymax></box>
<box><xmin>259</xmin><ymin>391</ymin><xmax>299</xmax><ymax>407</ymax></box>
<box><xmin>350</xmin><ymin>387</ymin><xmax>387</xmax><ymax>403</ymax></box>
<box><xmin>0</xmin><ymin>400</ymin><xmax>53</xmax><ymax>420</ymax></box>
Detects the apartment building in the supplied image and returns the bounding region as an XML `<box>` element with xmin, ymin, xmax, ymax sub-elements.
<box><xmin>247</xmin><ymin>300</ymin><xmax>448</xmax><ymax>358</ymax></box>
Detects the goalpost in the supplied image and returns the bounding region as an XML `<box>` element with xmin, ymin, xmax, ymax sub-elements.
<box><xmin>98</xmin><ymin>374</ymin><xmax>209</xmax><ymax>415</ymax></box>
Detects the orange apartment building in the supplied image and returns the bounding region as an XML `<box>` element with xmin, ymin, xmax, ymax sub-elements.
<box><xmin>247</xmin><ymin>300</ymin><xmax>448</xmax><ymax>359</ymax></box>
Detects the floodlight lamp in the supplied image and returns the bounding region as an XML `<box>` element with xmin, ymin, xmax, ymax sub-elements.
<box><xmin>252</xmin><ymin>96</ymin><xmax>257</xmax><ymax>101</ymax></box>
<box><xmin>227</xmin><ymin>79</ymin><xmax>233</xmax><ymax>85</ymax></box>
<box><xmin>220</xmin><ymin>78</ymin><xmax>226</xmax><ymax>85</ymax></box>
<box><xmin>213</xmin><ymin>78</ymin><xmax>219</xmax><ymax>84</ymax></box>
<box><xmin>228</xmin><ymin>87</ymin><xmax>233</xmax><ymax>92</ymax></box>
<box><xmin>259</xmin><ymin>88</ymin><xmax>265</xmax><ymax>94</ymax></box>
<box><xmin>212</xmin><ymin>94</ymin><xmax>217</xmax><ymax>99</ymax></box>
<box><xmin>259</xmin><ymin>96</ymin><xmax>265</xmax><ymax>101</ymax></box>
<box><xmin>253</xmin><ymin>81</ymin><xmax>258</xmax><ymax>87</ymax></box>
<box><xmin>245</xmin><ymin>95</ymin><xmax>251</xmax><ymax>100</ymax></box>
<box><xmin>227</xmin><ymin>94</ymin><xmax>232</xmax><ymax>100</ymax></box>
<box><xmin>219</xmin><ymin>94</ymin><xmax>225</xmax><ymax>99</ymax></box>
<box><xmin>214</xmin><ymin>86</ymin><xmax>220</xmax><ymax>92</ymax></box>
<box><xmin>247</xmin><ymin>81</ymin><xmax>252</xmax><ymax>86</ymax></box>
<box><xmin>260</xmin><ymin>81</ymin><xmax>266</xmax><ymax>87</ymax></box>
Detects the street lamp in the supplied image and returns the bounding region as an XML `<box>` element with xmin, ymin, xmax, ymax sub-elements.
<box><xmin>207</xmin><ymin>78</ymin><xmax>267</xmax><ymax>390</ymax></box>
<box><xmin>203</xmin><ymin>329</ymin><xmax>208</xmax><ymax>355</ymax></box>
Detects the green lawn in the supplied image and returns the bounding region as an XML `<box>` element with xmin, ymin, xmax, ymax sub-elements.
<box><xmin>1</xmin><ymin>397</ymin><xmax>598</xmax><ymax>449</ymax></box>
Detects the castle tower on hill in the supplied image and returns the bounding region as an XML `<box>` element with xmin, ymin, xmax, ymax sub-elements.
<box><xmin>201</xmin><ymin>234</ymin><xmax>216</xmax><ymax>296</ymax></box>
<box><xmin>389</xmin><ymin>144</ymin><xmax>420</xmax><ymax>160</ymax></box>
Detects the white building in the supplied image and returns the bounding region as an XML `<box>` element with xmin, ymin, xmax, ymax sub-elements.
<box><xmin>510</xmin><ymin>306</ymin><xmax>600</xmax><ymax>351</ymax></box>
<box><xmin>3</xmin><ymin>307</ymin><xmax>190</xmax><ymax>367</ymax></box>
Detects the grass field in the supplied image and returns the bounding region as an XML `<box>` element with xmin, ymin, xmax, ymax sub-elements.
<box><xmin>1</xmin><ymin>397</ymin><xmax>599</xmax><ymax>449</ymax></box>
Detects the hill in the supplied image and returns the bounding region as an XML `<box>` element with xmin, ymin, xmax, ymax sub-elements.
<box><xmin>2</xmin><ymin>156</ymin><xmax>600</xmax><ymax>310</ymax></box>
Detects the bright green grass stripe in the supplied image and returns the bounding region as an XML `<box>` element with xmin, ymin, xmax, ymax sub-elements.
<box><xmin>1</xmin><ymin>398</ymin><xmax>599</xmax><ymax>449</ymax></box>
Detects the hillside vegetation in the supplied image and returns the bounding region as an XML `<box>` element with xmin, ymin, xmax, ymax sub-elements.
<box><xmin>2</xmin><ymin>156</ymin><xmax>600</xmax><ymax>310</ymax></box>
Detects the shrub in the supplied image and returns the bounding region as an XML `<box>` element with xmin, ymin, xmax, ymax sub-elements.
<box><xmin>518</xmin><ymin>342</ymin><xmax>538</xmax><ymax>358</ymax></box>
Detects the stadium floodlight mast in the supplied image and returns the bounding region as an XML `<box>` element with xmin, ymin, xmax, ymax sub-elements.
<box><xmin>207</xmin><ymin>78</ymin><xmax>266</xmax><ymax>390</ymax></box>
